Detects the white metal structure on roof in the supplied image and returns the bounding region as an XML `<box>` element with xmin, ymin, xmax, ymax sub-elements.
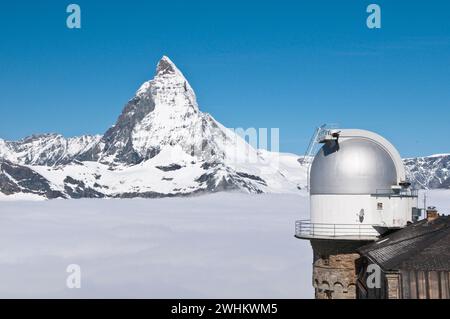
<box><xmin>297</xmin><ymin>127</ymin><xmax>418</xmax><ymax>241</ymax></box>
<box><xmin>331</xmin><ymin>129</ymin><xmax>406</xmax><ymax>183</ymax></box>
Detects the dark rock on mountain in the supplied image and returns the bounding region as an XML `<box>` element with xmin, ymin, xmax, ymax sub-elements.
<box><xmin>0</xmin><ymin>160</ymin><xmax>65</xmax><ymax>199</ymax></box>
<box><xmin>404</xmin><ymin>154</ymin><xmax>450</xmax><ymax>189</ymax></box>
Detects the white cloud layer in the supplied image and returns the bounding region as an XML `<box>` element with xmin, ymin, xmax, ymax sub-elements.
<box><xmin>0</xmin><ymin>193</ymin><xmax>313</xmax><ymax>298</ymax></box>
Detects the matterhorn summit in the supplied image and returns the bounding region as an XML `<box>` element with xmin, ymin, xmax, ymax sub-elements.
<box><xmin>0</xmin><ymin>56</ymin><xmax>308</xmax><ymax>199</ymax></box>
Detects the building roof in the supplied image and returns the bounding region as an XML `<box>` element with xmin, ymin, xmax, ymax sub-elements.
<box><xmin>310</xmin><ymin>138</ymin><xmax>398</xmax><ymax>195</ymax></box>
<box><xmin>358</xmin><ymin>216</ymin><xmax>450</xmax><ymax>272</ymax></box>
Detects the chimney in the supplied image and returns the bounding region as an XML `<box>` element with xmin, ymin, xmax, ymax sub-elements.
<box><xmin>426</xmin><ymin>206</ymin><xmax>439</xmax><ymax>222</ymax></box>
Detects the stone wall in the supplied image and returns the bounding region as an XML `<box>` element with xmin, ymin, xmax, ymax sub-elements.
<box><xmin>310</xmin><ymin>239</ymin><xmax>370</xmax><ymax>299</ymax></box>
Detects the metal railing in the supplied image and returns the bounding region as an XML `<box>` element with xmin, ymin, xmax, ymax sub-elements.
<box><xmin>295</xmin><ymin>220</ymin><xmax>379</xmax><ymax>239</ymax></box>
<box><xmin>372</xmin><ymin>188</ymin><xmax>418</xmax><ymax>198</ymax></box>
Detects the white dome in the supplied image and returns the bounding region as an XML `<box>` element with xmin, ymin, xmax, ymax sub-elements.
<box><xmin>310</xmin><ymin>138</ymin><xmax>398</xmax><ymax>195</ymax></box>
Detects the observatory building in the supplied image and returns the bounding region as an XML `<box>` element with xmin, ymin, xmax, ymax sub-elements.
<box><xmin>296</xmin><ymin>128</ymin><xmax>419</xmax><ymax>299</ymax></box>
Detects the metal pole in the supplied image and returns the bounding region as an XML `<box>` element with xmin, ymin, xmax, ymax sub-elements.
<box><xmin>424</xmin><ymin>192</ymin><xmax>427</xmax><ymax>218</ymax></box>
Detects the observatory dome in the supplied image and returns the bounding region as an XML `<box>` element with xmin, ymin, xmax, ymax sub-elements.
<box><xmin>310</xmin><ymin>138</ymin><xmax>398</xmax><ymax>195</ymax></box>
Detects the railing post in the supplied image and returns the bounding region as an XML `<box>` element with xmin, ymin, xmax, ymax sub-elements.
<box><xmin>334</xmin><ymin>224</ymin><xmax>336</xmax><ymax>237</ymax></box>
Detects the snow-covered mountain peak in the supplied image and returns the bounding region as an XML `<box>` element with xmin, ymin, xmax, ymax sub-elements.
<box><xmin>98</xmin><ymin>56</ymin><xmax>204</xmax><ymax>165</ymax></box>
<box><xmin>156</xmin><ymin>55</ymin><xmax>180</xmax><ymax>76</ymax></box>
<box><xmin>137</xmin><ymin>56</ymin><xmax>195</xmax><ymax>102</ymax></box>
<box><xmin>149</xmin><ymin>55</ymin><xmax>198</xmax><ymax>113</ymax></box>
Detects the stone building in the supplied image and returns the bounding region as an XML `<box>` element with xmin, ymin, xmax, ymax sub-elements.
<box><xmin>310</xmin><ymin>240</ymin><xmax>367</xmax><ymax>299</ymax></box>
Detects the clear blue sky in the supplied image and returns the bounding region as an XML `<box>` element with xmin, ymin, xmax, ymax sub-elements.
<box><xmin>0</xmin><ymin>1</ymin><xmax>449</xmax><ymax>157</ymax></box>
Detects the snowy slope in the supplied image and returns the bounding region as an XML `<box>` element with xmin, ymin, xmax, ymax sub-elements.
<box><xmin>28</xmin><ymin>146</ymin><xmax>307</xmax><ymax>198</ymax></box>
<box><xmin>0</xmin><ymin>134</ymin><xmax>102</xmax><ymax>166</ymax></box>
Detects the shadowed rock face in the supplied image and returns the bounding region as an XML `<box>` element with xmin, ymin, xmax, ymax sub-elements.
<box><xmin>63</xmin><ymin>176</ymin><xmax>105</xmax><ymax>199</ymax></box>
<box><xmin>156</xmin><ymin>56</ymin><xmax>177</xmax><ymax>75</ymax></box>
<box><xmin>156</xmin><ymin>164</ymin><xmax>183</xmax><ymax>172</ymax></box>
<box><xmin>100</xmin><ymin>94</ymin><xmax>157</xmax><ymax>165</ymax></box>
<box><xmin>0</xmin><ymin>160</ymin><xmax>65</xmax><ymax>199</ymax></box>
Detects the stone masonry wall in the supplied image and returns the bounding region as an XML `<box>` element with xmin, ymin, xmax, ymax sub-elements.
<box><xmin>310</xmin><ymin>239</ymin><xmax>369</xmax><ymax>299</ymax></box>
